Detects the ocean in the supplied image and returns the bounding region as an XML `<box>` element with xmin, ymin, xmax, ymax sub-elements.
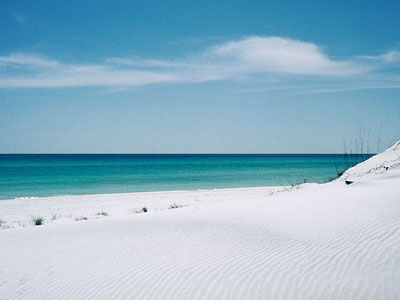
<box><xmin>0</xmin><ymin>154</ymin><xmax>372</xmax><ymax>200</ymax></box>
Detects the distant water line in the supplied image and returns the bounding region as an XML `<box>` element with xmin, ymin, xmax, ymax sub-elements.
<box><xmin>0</xmin><ymin>154</ymin><xmax>373</xmax><ymax>200</ymax></box>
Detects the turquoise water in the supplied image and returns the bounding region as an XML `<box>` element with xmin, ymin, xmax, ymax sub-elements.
<box><xmin>0</xmin><ymin>154</ymin><xmax>372</xmax><ymax>200</ymax></box>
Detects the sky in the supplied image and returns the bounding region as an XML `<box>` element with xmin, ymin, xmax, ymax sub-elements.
<box><xmin>0</xmin><ymin>0</ymin><xmax>399</xmax><ymax>153</ymax></box>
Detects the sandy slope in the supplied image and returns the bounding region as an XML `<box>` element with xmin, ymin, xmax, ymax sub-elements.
<box><xmin>0</xmin><ymin>142</ymin><xmax>399</xmax><ymax>300</ymax></box>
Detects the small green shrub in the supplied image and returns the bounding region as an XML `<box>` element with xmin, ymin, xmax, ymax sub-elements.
<box><xmin>96</xmin><ymin>211</ymin><xmax>109</xmax><ymax>217</ymax></box>
<box><xmin>32</xmin><ymin>216</ymin><xmax>44</xmax><ymax>226</ymax></box>
<box><xmin>168</xmin><ymin>203</ymin><xmax>183</xmax><ymax>209</ymax></box>
<box><xmin>136</xmin><ymin>207</ymin><xmax>148</xmax><ymax>213</ymax></box>
<box><xmin>51</xmin><ymin>214</ymin><xmax>58</xmax><ymax>220</ymax></box>
<box><xmin>0</xmin><ymin>219</ymin><xmax>10</xmax><ymax>229</ymax></box>
<box><xmin>75</xmin><ymin>216</ymin><xmax>88</xmax><ymax>221</ymax></box>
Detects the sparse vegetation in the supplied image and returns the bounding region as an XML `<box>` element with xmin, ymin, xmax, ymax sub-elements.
<box><xmin>75</xmin><ymin>216</ymin><xmax>88</xmax><ymax>221</ymax></box>
<box><xmin>330</xmin><ymin>126</ymin><xmax>382</xmax><ymax>180</ymax></box>
<box><xmin>168</xmin><ymin>203</ymin><xmax>183</xmax><ymax>209</ymax></box>
<box><xmin>51</xmin><ymin>214</ymin><xmax>58</xmax><ymax>220</ymax></box>
<box><xmin>286</xmin><ymin>175</ymin><xmax>303</xmax><ymax>188</ymax></box>
<box><xmin>338</xmin><ymin>124</ymin><xmax>378</xmax><ymax>178</ymax></box>
<box><xmin>32</xmin><ymin>216</ymin><xmax>44</xmax><ymax>226</ymax></box>
<box><xmin>0</xmin><ymin>219</ymin><xmax>6</xmax><ymax>228</ymax></box>
<box><xmin>136</xmin><ymin>207</ymin><xmax>148</xmax><ymax>213</ymax></box>
<box><xmin>0</xmin><ymin>220</ymin><xmax>11</xmax><ymax>229</ymax></box>
<box><xmin>96</xmin><ymin>211</ymin><xmax>109</xmax><ymax>217</ymax></box>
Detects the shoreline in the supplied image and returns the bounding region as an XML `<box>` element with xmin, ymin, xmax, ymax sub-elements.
<box><xmin>0</xmin><ymin>185</ymin><xmax>284</xmax><ymax>229</ymax></box>
<box><xmin>1</xmin><ymin>185</ymin><xmax>286</xmax><ymax>202</ymax></box>
<box><xmin>0</xmin><ymin>153</ymin><xmax>367</xmax><ymax>201</ymax></box>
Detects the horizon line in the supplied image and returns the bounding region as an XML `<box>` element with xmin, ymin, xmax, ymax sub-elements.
<box><xmin>0</xmin><ymin>153</ymin><xmax>377</xmax><ymax>155</ymax></box>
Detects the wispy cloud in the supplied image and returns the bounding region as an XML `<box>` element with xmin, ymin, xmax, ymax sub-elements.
<box><xmin>357</xmin><ymin>50</ymin><xmax>400</xmax><ymax>63</ymax></box>
<box><xmin>11</xmin><ymin>11</ymin><xmax>29</xmax><ymax>26</ymax></box>
<box><xmin>106</xmin><ymin>57</ymin><xmax>192</xmax><ymax>68</ymax></box>
<box><xmin>0</xmin><ymin>36</ymin><xmax>398</xmax><ymax>89</ymax></box>
<box><xmin>300</xmin><ymin>84</ymin><xmax>400</xmax><ymax>95</ymax></box>
<box><xmin>380</xmin><ymin>50</ymin><xmax>400</xmax><ymax>63</ymax></box>
<box><xmin>0</xmin><ymin>54</ymin><xmax>177</xmax><ymax>88</ymax></box>
<box><xmin>0</xmin><ymin>53</ymin><xmax>60</xmax><ymax>68</ymax></box>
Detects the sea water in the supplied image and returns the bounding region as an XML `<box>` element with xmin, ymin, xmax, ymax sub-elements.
<box><xmin>0</xmin><ymin>154</ymin><xmax>372</xmax><ymax>200</ymax></box>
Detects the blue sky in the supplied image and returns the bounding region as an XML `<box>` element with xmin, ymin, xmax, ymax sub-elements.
<box><xmin>0</xmin><ymin>0</ymin><xmax>399</xmax><ymax>153</ymax></box>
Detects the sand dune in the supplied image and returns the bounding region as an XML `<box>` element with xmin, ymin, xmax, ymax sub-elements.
<box><xmin>1</xmin><ymin>142</ymin><xmax>400</xmax><ymax>299</ymax></box>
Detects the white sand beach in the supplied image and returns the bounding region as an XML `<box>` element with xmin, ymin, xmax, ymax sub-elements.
<box><xmin>1</xmin><ymin>141</ymin><xmax>400</xmax><ymax>299</ymax></box>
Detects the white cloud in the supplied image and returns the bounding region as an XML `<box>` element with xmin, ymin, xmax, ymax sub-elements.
<box><xmin>0</xmin><ymin>72</ymin><xmax>177</xmax><ymax>88</ymax></box>
<box><xmin>0</xmin><ymin>53</ymin><xmax>60</xmax><ymax>68</ymax></box>
<box><xmin>357</xmin><ymin>50</ymin><xmax>400</xmax><ymax>64</ymax></box>
<box><xmin>208</xmin><ymin>36</ymin><xmax>364</xmax><ymax>75</ymax></box>
<box><xmin>0</xmin><ymin>54</ymin><xmax>177</xmax><ymax>88</ymax></box>
<box><xmin>0</xmin><ymin>36</ymin><xmax>397</xmax><ymax>89</ymax></box>
<box><xmin>107</xmin><ymin>57</ymin><xmax>190</xmax><ymax>68</ymax></box>
<box><xmin>380</xmin><ymin>50</ymin><xmax>400</xmax><ymax>63</ymax></box>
